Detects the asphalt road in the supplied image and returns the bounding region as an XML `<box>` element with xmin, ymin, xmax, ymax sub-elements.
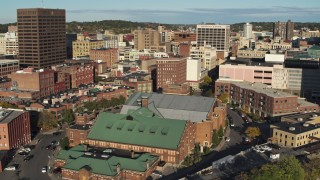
<box><xmin>0</xmin><ymin>131</ymin><xmax>65</xmax><ymax>180</ymax></box>
<box><xmin>162</xmin><ymin>108</ymin><xmax>253</xmax><ymax>180</ymax></box>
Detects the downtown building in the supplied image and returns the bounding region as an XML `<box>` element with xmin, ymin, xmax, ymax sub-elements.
<box><xmin>17</xmin><ymin>8</ymin><xmax>66</xmax><ymax>69</ymax></box>
<box><xmin>196</xmin><ymin>24</ymin><xmax>230</xmax><ymax>59</ymax></box>
<box><xmin>273</xmin><ymin>20</ymin><xmax>294</xmax><ymax>40</ymax></box>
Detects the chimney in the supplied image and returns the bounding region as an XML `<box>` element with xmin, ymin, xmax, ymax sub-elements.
<box><xmin>116</xmin><ymin>164</ymin><xmax>121</xmax><ymax>173</ymax></box>
<box><xmin>141</xmin><ymin>96</ymin><xmax>149</xmax><ymax>107</ymax></box>
<box><xmin>131</xmin><ymin>150</ymin><xmax>135</xmax><ymax>158</ymax></box>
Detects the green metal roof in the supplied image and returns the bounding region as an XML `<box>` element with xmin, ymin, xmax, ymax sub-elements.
<box><xmin>56</xmin><ymin>145</ymin><xmax>158</xmax><ymax>177</ymax></box>
<box><xmin>87</xmin><ymin>109</ymin><xmax>187</xmax><ymax>150</ymax></box>
<box><xmin>308</xmin><ymin>45</ymin><xmax>320</xmax><ymax>51</ymax></box>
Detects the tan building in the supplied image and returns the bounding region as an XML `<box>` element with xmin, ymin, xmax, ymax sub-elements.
<box><xmin>0</xmin><ymin>60</ymin><xmax>19</xmax><ymax>77</ymax></box>
<box><xmin>270</xmin><ymin>112</ymin><xmax>320</xmax><ymax>147</ymax></box>
<box><xmin>73</xmin><ymin>40</ymin><xmax>105</xmax><ymax>58</ymax></box>
<box><xmin>237</xmin><ymin>49</ymin><xmax>267</xmax><ymax>59</ymax></box>
<box><xmin>133</xmin><ymin>29</ymin><xmax>160</xmax><ymax>50</ymax></box>
<box><xmin>89</xmin><ymin>48</ymin><xmax>119</xmax><ymax>68</ymax></box>
<box><xmin>17</xmin><ymin>8</ymin><xmax>66</xmax><ymax>69</ymax></box>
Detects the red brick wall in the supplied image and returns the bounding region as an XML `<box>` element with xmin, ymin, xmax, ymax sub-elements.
<box><xmin>66</xmin><ymin>128</ymin><xmax>89</xmax><ymax>147</ymax></box>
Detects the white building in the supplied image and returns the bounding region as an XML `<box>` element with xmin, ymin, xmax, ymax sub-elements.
<box><xmin>5</xmin><ymin>31</ymin><xmax>19</xmax><ymax>55</ymax></box>
<box><xmin>265</xmin><ymin>54</ymin><xmax>285</xmax><ymax>63</ymax></box>
<box><xmin>243</xmin><ymin>23</ymin><xmax>253</xmax><ymax>39</ymax></box>
<box><xmin>196</xmin><ymin>24</ymin><xmax>230</xmax><ymax>52</ymax></box>
<box><xmin>186</xmin><ymin>57</ymin><xmax>201</xmax><ymax>90</ymax></box>
<box><xmin>190</xmin><ymin>45</ymin><xmax>217</xmax><ymax>70</ymax></box>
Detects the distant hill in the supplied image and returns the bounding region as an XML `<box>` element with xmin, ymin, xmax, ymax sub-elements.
<box><xmin>1</xmin><ymin>20</ymin><xmax>320</xmax><ymax>34</ymax></box>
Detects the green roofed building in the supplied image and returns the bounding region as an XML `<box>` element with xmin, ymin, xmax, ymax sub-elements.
<box><xmin>85</xmin><ymin>107</ymin><xmax>195</xmax><ymax>164</ymax></box>
<box><xmin>307</xmin><ymin>45</ymin><xmax>320</xmax><ymax>58</ymax></box>
<box><xmin>54</xmin><ymin>144</ymin><xmax>159</xmax><ymax>180</ymax></box>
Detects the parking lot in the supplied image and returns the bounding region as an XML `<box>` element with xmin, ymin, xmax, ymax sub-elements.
<box><xmin>0</xmin><ymin>131</ymin><xmax>64</xmax><ymax>180</ymax></box>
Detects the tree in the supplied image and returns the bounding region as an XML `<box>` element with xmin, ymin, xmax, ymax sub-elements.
<box><xmin>60</xmin><ymin>137</ymin><xmax>69</xmax><ymax>150</ymax></box>
<box><xmin>218</xmin><ymin>126</ymin><xmax>224</xmax><ymax>138</ymax></box>
<box><xmin>303</xmin><ymin>157</ymin><xmax>320</xmax><ymax>180</ymax></box>
<box><xmin>250</xmin><ymin>156</ymin><xmax>305</xmax><ymax>180</ymax></box>
<box><xmin>203</xmin><ymin>75</ymin><xmax>212</xmax><ymax>84</ymax></box>
<box><xmin>38</xmin><ymin>111</ymin><xmax>57</xmax><ymax>131</ymax></box>
<box><xmin>62</xmin><ymin>109</ymin><xmax>75</xmax><ymax>124</ymax></box>
<box><xmin>212</xmin><ymin>130</ymin><xmax>219</xmax><ymax>148</ymax></box>
<box><xmin>0</xmin><ymin>101</ymin><xmax>17</xmax><ymax>108</ymax></box>
<box><xmin>251</xmin><ymin>113</ymin><xmax>260</xmax><ymax>121</ymax></box>
<box><xmin>189</xmin><ymin>87</ymin><xmax>194</xmax><ymax>96</ymax></box>
<box><xmin>245</xmin><ymin>126</ymin><xmax>261</xmax><ymax>140</ymax></box>
<box><xmin>217</xmin><ymin>93</ymin><xmax>229</xmax><ymax>104</ymax></box>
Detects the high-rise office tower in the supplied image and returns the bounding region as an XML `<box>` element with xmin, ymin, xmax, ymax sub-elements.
<box><xmin>273</xmin><ymin>20</ymin><xmax>294</xmax><ymax>40</ymax></box>
<box><xmin>196</xmin><ymin>24</ymin><xmax>230</xmax><ymax>51</ymax></box>
<box><xmin>17</xmin><ymin>8</ymin><xmax>66</xmax><ymax>69</ymax></box>
<box><xmin>243</xmin><ymin>23</ymin><xmax>253</xmax><ymax>39</ymax></box>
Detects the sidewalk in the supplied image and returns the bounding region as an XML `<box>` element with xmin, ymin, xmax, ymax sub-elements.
<box><xmin>213</xmin><ymin>126</ymin><xmax>231</xmax><ymax>152</ymax></box>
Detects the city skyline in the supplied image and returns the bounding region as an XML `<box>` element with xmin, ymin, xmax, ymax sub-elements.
<box><xmin>0</xmin><ymin>0</ymin><xmax>320</xmax><ymax>24</ymax></box>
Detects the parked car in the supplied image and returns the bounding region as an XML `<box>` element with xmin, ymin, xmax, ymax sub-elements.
<box><xmin>18</xmin><ymin>151</ymin><xmax>29</xmax><ymax>156</ymax></box>
<box><xmin>24</xmin><ymin>155</ymin><xmax>34</xmax><ymax>161</ymax></box>
<box><xmin>45</xmin><ymin>144</ymin><xmax>52</xmax><ymax>150</ymax></box>
<box><xmin>42</xmin><ymin>166</ymin><xmax>47</xmax><ymax>173</ymax></box>
<box><xmin>103</xmin><ymin>149</ymin><xmax>114</xmax><ymax>153</ymax></box>
<box><xmin>225</xmin><ymin>137</ymin><xmax>231</xmax><ymax>142</ymax></box>
<box><xmin>152</xmin><ymin>170</ymin><xmax>163</xmax><ymax>177</ymax></box>
<box><xmin>268</xmin><ymin>143</ymin><xmax>281</xmax><ymax>150</ymax></box>
<box><xmin>4</xmin><ymin>166</ymin><xmax>16</xmax><ymax>171</ymax></box>
<box><xmin>53</xmin><ymin>132</ymin><xmax>61</xmax><ymax>136</ymax></box>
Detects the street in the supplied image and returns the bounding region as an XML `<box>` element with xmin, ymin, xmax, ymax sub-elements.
<box><xmin>0</xmin><ymin>131</ymin><xmax>64</xmax><ymax>180</ymax></box>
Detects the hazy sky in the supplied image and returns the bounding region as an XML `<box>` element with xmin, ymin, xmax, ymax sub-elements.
<box><xmin>1</xmin><ymin>0</ymin><xmax>320</xmax><ymax>24</ymax></box>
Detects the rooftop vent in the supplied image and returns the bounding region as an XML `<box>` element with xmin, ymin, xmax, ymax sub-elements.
<box><xmin>313</xmin><ymin>114</ymin><xmax>318</xmax><ymax>118</ymax></box>
<box><xmin>161</xmin><ymin>127</ymin><xmax>169</xmax><ymax>135</ymax></box>
<box><xmin>303</xmin><ymin>123</ymin><xmax>310</xmax><ymax>127</ymax></box>
<box><xmin>297</xmin><ymin>118</ymin><xmax>303</xmax><ymax>122</ymax></box>
<box><xmin>106</xmin><ymin>122</ymin><xmax>113</xmax><ymax>129</ymax></box>
<box><xmin>138</xmin><ymin>125</ymin><xmax>145</xmax><ymax>132</ymax></box>
<box><xmin>289</xmin><ymin>127</ymin><xmax>296</xmax><ymax>131</ymax></box>
<box><xmin>117</xmin><ymin>122</ymin><xmax>125</xmax><ymax>130</ymax></box>
<box><xmin>126</xmin><ymin>115</ymin><xmax>133</xmax><ymax>120</ymax></box>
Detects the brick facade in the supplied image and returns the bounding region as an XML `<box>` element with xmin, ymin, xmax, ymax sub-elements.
<box><xmin>89</xmin><ymin>48</ymin><xmax>119</xmax><ymax>68</ymax></box>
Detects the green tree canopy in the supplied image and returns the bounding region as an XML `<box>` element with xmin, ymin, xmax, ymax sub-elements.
<box><xmin>250</xmin><ymin>156</ymin><xmax>305</xmax><ymax>180</ymax></box>
<box><xmin>38</xmin><ymin>111</ymin><xmax>57</xmax><ymax>131</ymax></box>
<box><xmin>203</xmin><ymin>75</ymin><xmax>212</xmax><ymax>84</ymax></box>
<box><xmin>62</xmin><ymin>109</ymin><xmax>75</xmax><ymax>124</ymax></box>
<box><xmin>217</xmin><ymin>93</ymin><xmax>229</xmax><ymax>104</ymax></box>
<box><xmin>245</xmin><ymin>126</ymin><xmax>261</xmax><ymax>140</ymax></box>
<box><xmin>212</xmin><ymin>130</ymin><xmax>219</xmax><ymax>148</ymax></box>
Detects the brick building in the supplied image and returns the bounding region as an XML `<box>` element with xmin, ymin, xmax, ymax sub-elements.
<box><xmin>55</xmin><ymin>145</ymin><xmax>159</xmax><ymax>180</ymax></box>
<box><xmin>54</xmin><ymin>64</ymin><xmax>94</xmax><ymax>89</ymax></box>
<box><xmin>0</xmin><ymin>109</ymin><xmax>30</xmax><ymax>150</ymax></box>
<box><xmin>89</xmin><ymin>48</ymin><xmax>119</xmax><ymax>68</ymax></box>
<box><xmin>156</xmin><ymin>58</ymin><xmax>186</xmax><ymax>89</ymax></box>
<box><xmin>85</xmin><ymin>108</ymin><xmax>195</xmax><ymax>164</ymax></box>
<box><xmin>121</xmin><ymin>93</ymin><xmax>227</xmax><ymax>148</ymax></box>
<box><xmin>112</xmin><ymin>72</ymin><xmax>153</xmax><ymax>93</ymax></box>
<box><xmin>216</xmin><ymin>80</ymin><xmax>319</xmax><ymax>118</ymax></box>
<box><xmin>173</xmin><ymin>32</ymin><xmax>196</xmax><ymax>43</ymax></box>
<box><xmin>10</xmin><ymin>68</ymin><xmax>55</xmax><ymax>98</ymax></box>
<box><xmin>17</xmin><ymin>8</ymin><xmax>66</xmax><ymax>69</ymax></box>
<box><xmin>178</xmin><ymin>43</ymin><xmax>190</xmax><ymax>57</ymax></box>
<box><xmin>73</xmin><ymin>40</ymin><xmax>105</xmax><ymax>58</ymax></box>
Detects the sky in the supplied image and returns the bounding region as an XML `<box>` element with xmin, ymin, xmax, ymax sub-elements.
<box><xmin>1</xmin><ymin>0</ymin><xmax>320</xmax><ymax>24</ymax></box>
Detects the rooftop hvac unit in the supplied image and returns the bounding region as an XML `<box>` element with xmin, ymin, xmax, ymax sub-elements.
<box><xmin>289</xmin><ymin>127</ymin><xmax>295</xmax><ymax>131</ymax></box>
<box><xmin>303</xmin><ymin>123</ymin><xmax>310</xmax><ymax>127</ymax></box>
<box><xmin>297</xmin><ymin>118</ymin><xmax>303</xmax><ymax>121</ymax></box>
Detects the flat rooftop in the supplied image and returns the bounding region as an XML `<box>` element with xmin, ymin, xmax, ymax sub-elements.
<box><xmin>282</xmin><ymin>112</ymin><xmax>320</xmax><ymax>123</ymax></box>
<box><xmin>231</xmin><ymin>81</ymin><xmax>296</xmax><ymax>98</ymax></box>
<box><xmin>274</xmin><ymin>121</ymin><xmax>319</xmax><ymax>134</ymax></box>
<box><xmin>0</xmin><ymin>109</ymin><xmax>25</xmax><ymax>124</ymax></box>
<box><xmin>223</xmin><ymin>58</ymin><xmax>282</xmax><ymax>67</ymax></box>
<box><xmin>0</xmin><ymin>59</ymin><xmax>19</xmax><ymax>64</ymax></box>
<box><xmin>69</xmin><ymin>124</ymin><xmax>92</xmax><ymax>131</ymax></box>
